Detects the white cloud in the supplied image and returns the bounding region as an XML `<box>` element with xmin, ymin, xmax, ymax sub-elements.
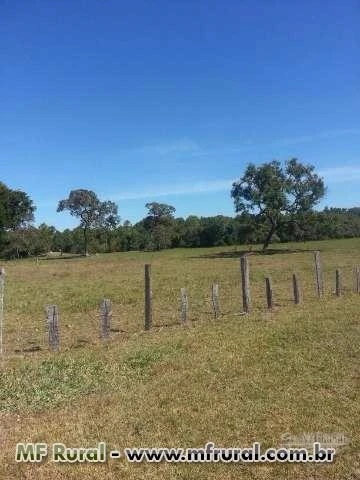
<box><xmin>273</xmin><ymin>129</ymin><xmax>360</xmax><ymax>146</ymax></box>
<box><xmin>319</xmin><ymin>166</ymin><xmax>360</xmax><ymax>183</ymax></box>
<box><xmin>122</xmin><ymin>138</ymin><xmax>204</xmax><ymax>157</ymax></box>
<box><xmin>110</xmin><ymin>179</ymin><xmax>233</xmax><ymax>200</ymax></box>
<box><xmin>111</xmin><ymin>164</ymin><xmax>360</xmax><ymax>201</ymax></box>
<box><xmin>120</xmin><ymin>129</ymin><xmax>360</xmax><ymax>159</ymax></box>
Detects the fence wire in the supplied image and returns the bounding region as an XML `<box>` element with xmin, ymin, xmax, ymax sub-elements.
<box><xmin>2</xmin><ymin>250</ymin><xmax>360</xmax><ymax>357</ymax></box>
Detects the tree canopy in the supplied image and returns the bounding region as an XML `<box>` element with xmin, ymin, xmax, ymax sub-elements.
<box><xmin>231</xmin><ymin>159</ymin><xmax>325</xmax><ymax>249</ymax></box>
<box><xmin>0</xmin><ymin>182</ymin><xmax>35</xmax><ymax>231</ymax></box>
<box><xmin>142</xmin><ymin>202</ymin><xmax>176</xmax><ymax>250</ymax></box>
<box><xmin>57</xmin><ymin>189</ymin><xmax>119</xmax><ymax>255</ymax></box>
<box><xmin>145</xmin><ymin>202</ymin><xmax>176</xmax><ymax>222</ymax></box>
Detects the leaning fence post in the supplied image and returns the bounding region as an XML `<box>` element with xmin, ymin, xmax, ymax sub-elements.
<box><xmin>46</xmin><ymin>305</ymin><xmax>59</xmax><ymax>352</ymax></box>
<box><xmin>144</xmin><ymin>264</ymin><xmax>152</xmax><ymax>330</ymax></box>
<box><xmin>293</xmin><ymin>273</ymin><xmax>302</xmax><ymax>304</ymax></box>
<box><xmin>353</xmin><ymin>266</ymin><xmax>360</xmax><ymax>294</ymax></box>
<box><xmin>100</xmin><ymin>298</ymin><xmax>112</xmax><ymax>338</ymax></box>
<box><xmin>0</xmin><ymin>268</ymin><xmax>5</xmax><ymax>357</ymax></box>
<box><xmin>314</xmin><ymin>250</ymin><xmax>324</xmax><ymax>297</ymax></box>
<box><xmin>335</xmin><ymin>269</ymin><xmax>342</xmax><ymax>297</ymax></box>
<box><xmin>180</xmin><ymin>288</ymin><xmax>188</xmax><ymax>325</ymax></box>
<box><xmin>240</xmin><ymin>255</ymin><xmax>251</xmax><ymax>313</ymax></box>
<box><xmin>265</xmin><ymin>277</ymin><xmax>273</xmax><ymax>309</ymax></box>
<box><xmin>211</xmin><ymin>283</ymin><xmax>220</xmax><ymax>318</ymax></box>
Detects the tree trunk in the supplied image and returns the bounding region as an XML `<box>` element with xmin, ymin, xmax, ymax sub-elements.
<box><xmin>83</xmin><ymin>227</ymin><xmax>88</xmax><ymax>256</ymax></box>
<box><xmin>263</xmin><ymin>222</ymin><xmax>277</xmax><ymax>250</ymax></box>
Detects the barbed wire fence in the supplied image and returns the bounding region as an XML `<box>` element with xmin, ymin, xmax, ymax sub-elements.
<box><xmin>1</xmin><ymin>250</ymin><xmax>360</xmax><ymax>357</ymax></box>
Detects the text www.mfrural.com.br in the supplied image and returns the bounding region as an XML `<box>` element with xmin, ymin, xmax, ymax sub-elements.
<box><xmin>16</xmin><ymin>442</ymin><xmax>336</xmax><ymax>463</ymax></box>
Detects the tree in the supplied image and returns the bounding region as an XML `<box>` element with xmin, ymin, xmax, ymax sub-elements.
<box><xmin>231</xmin><ymin>159</ymin><xmax>325</xmax><ymax>250</ymax></box>
<box><xmin>145</xmin><ymin>202</ymin><xmax>176</xmax><ymax>222</ymax></box>
<box><xmin>0</xmin><ymin>182</ymin><xmax>35</xmax><ymax>231</ymax></box>
<box><xmin>142</xmin><ymin>202</ymin><xmax>176</xmax><ymax>250</ymax></box>
<box><xmin>199</xmin><ymin>216</ymin><xmax>230</xmax><ymax>247</ymax></box>
<box><xmin>182</xmin><ymin>215</ymin><xmax>202</xmax><ymax>247</ymax></box>
<box><xmin>36</xmin><ymin>223</ymin><xmax>57</xmax><ymax>252</ymax></box>
<box><xmin>57</xmin><ymin>189</ymin><xmax>119</xmax><ymax>255</ymax></box>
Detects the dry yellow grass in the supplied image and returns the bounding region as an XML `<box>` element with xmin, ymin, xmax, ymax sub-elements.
<box><xmin>0</xmin><ymin>238</ymin><xmax>360</xmax><ymax>479</ymax></box>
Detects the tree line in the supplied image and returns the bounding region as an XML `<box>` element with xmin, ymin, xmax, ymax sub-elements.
<box><xmin>1</xmin><ymin>159</ymin><xmax>359</xmax><ymax>258</ymax></box>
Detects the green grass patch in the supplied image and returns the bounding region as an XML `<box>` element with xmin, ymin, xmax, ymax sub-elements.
<box><xmin>0</xmin><ymin>341</ymin><xmax>185</xmax><ymax>413</ymax></box>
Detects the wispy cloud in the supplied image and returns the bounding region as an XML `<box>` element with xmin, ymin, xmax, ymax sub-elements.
<box><xmin>110</xmin><ymin>164</ymin><xmax>360</xmax><ymax>201</ymax></box>
<box><xmin>273</xmin><ymin>129</ymin><xmax>360</xmax><ymax>147</ymax></box>
<box><xmin>119</xmin><ymin>138</ymin><xmax>257</xmax><ymax>160</ymax></box>
<box><xmin>121</xmin><ymin>138</ymin><xmax>205</xmax><ymax>157</ymax></box>
<box><xmin>35</xmin><ymin>179</ymin><xmax>234</xmax><ymax>207</ymax></box>
<box><xmin>35</xmin><ymin>130</ymin><xmax>360</xmax><ymax>209</ymax></box>
<box><xmin>120</xmin><ymin>128</ymin><xmax>360</xmax><ymax>160</ymax></box>
<box><xmin>36</xmin><ymin>166</ymin><xmax>360</xmax><ymax>213</ymax></box>
<box><xmin>319</xmin><ymin>166</ymin><xmax>360</xmax><ymax>183</ymax></box>
<box><xmin>110</xmin><ymin>179</ymin><xmax>233</xmax><ymax>201</ymax></box>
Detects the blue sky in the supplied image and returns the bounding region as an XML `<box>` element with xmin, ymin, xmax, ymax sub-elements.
<box><xmin>1</xmin><ymin>0</ymin><xmax>359</xmax><ymax>230</ymax></box>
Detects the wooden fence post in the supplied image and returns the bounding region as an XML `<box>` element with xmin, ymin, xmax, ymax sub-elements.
<box><xmin>353</xmin><ymin>266</ymin><xmax>360</xmax><ymax>294</ymax></box>
<box><xmin>314</xmin><ymin>251</ymin><xmax>324</xmax><ymax>297</ymax></box>
<box><xmin>0</xmin><ymin>268</ymin><xmax>5</xmax><ymax>356</ymax></box>
<box><xmin>144</xmin><ymin>264</ymin><xmax>152</xmax><ymax>330</ymax></box>
<box><xmin>180</xmin><ymin>288</ymin><xmax>188</xmax><ymax>325</ymax></box>
<box><xmin>293</xmin><ymin>273</ymin><xmax>302</xmax><ymax>304</ymax></box>
<box><xmin>265</xmin><ymin>277</ymin><xmax>273</xmax><ymax>309</ymax></box>
<box><xmin>100</xmin><ymin>298</ymin><xmax>112</xmax><ymax>338</ymax></box>
<box><xmin>211</xmin><ymin>283</ymin><xmax>220</xmax><ymax>318</ymax></box>
<box><xmin>335</xmin><ymin>269</ymin><xmax>342</xmax><ymax>297</ymax></box>
<box><xmin>240</xmin><ymin>255</ymin><xmax>251</xmax><ymax>313</ymax></box>
<box><xmin>46</xmin><ymin>305</ymin><xmax>59</xmax><ymax>351</ymax></box>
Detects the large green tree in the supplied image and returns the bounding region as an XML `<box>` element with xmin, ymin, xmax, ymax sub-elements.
<box><xmin>57</xmin><ymin>189</ymin><xmax>119</xmax><ymax>255</ymax></box>
<box><xmin>145</xmin><ymin>202</ymin><xmax>176</xmax><ymax>221</ymax></box>
<box><xmin>0</xmin><ymin>182</ymin><xmax>35</xmax><ymax>231</ymax></box>
<box><xmin>143</xmin><ymin>202</ymin><xmax>176</xmax><ymax>250</ymax></box>
<box><xmin>231</xmin><ymin>159</ymin><xmax>326</xmax><ymax>249</ymax></box>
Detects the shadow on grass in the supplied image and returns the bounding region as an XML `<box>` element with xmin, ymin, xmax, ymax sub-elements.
<box><xmin>14</xmin><ymin>345</ymin><xmax>41</xmax><ymax>353</ymax></box>
<box><xmin>191</xmin><ymin>248</ymin><xmax>315</xmax><ymax>259</ymax></box>
<box><xmin>39</xmin><ymin>254</ymin><xmax>84</xmax><ymax>261</ymax></box>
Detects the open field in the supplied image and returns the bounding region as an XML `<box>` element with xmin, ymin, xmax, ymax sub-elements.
<box><xmin>0</xmin><ymin>238</ymin><xmax>360</xmax><ymax>479</ymax></box>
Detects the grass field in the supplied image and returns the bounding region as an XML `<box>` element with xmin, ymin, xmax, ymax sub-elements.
<box><xmin>0</xmin><ymin>238</ymin><xmax>360</xmax><ymax>479</ymax></box>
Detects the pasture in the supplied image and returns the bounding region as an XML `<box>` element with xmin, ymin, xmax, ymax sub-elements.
<box><xmin>0</xmin><ymin>238</ymin><xmax>359</xmax><ymax>479</ymax></box>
